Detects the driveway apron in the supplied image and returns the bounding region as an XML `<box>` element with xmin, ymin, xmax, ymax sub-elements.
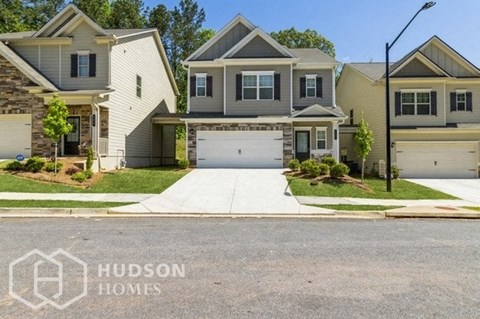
<box><xmin>407</xmin><ymin>179</ymin><xmax>480</xmax><ymax>204</ymax></box>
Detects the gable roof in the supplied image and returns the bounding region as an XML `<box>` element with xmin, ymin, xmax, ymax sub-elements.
<box><xmin>292</xmin><ymin>104</ymin><xmax>346</xmax><ymax>118</ymax></box>
<box><xmin>390</xmin><ymin>51</ymin><xmax>450</xmax><ymax>77</ymax></box>
<box><xmin>347</xmin><ymin>63</ymin><xmax>387</xmax><ymax>82</ymax></box>
<box><xmin>0</xmin><ymin>42</ymin><xmax>58</xmax><ymax>92</ymax></box>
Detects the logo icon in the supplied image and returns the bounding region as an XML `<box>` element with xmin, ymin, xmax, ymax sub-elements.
<box><xmin>9</xmin><ymin>249</ymin><xmax>88</xmax><ymax>310</ymax></box>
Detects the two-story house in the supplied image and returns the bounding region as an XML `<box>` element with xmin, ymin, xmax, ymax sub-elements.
<box><xmin>0</xmin><ymin>4</ymin><xmax>178</xmax><ymax>170</ymax></box>
<box><xmin>181</xmin><ymin>15</ymin><xmax>346</xmax><ymax>168</ymax></box>
<box><xmin>337</xmin><ymin>36</ymin><xmax>480</xmax><ymax>178</ymax></box>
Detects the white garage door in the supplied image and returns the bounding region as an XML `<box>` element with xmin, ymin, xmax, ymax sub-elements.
<box><xmin>196</xmin><ymin>131</ymin><xmax>283</xmax><ymax>168</ymax></box>
<box><xmin>396</xmin><ymin>142</ymin><xmax>478</xmax><ymax>178</ymax></box>
<box><xmin>0</xmin><ymin>114</ymin><xmax>32</xmax><ymax>159</ymax></box>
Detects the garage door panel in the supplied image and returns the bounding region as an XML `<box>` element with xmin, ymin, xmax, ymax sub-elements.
<box><xmin>396</xmin><ymin>142</ymin><xmax>477</xmax><ymax>179</ymax></box>
<box><xmin>197</xmin><ymin>131</ymin><xmax>283</xmax><ymax>168</ymax></box>
<box><xmin>0</xmin><ymin>114</ymin><xmax>32</xmax><ymax>159</ymax></box>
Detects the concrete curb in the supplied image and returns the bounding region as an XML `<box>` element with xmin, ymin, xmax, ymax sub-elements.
<box><xmin>385</xmin><ymin>211</ymin><xmax>480</xmax><ymax>219</ymax></box>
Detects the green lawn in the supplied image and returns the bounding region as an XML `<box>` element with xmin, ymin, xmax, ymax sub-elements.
<box><xmin>0</xmin><ymin>167</ymin><xmax>188</xmax><ymax>194</ymax></box>
<box><xmin>0</xmin><ymin>200</ymin><xmax>135</xmax><ymax>208</ymax></box>
<box><xmin>288</xmin><ymin>177</ymin><xmax>456</xmax><ymax>200</ymax></box>
<box><xmin>463</xmin><ymin>207</ymin><xmax>480</xmax><ymax>212</ymax></box>
<box><xmin>312</xmin><ymin>204</ymin><xmax>404</xmax><ymax>211</ymax></box>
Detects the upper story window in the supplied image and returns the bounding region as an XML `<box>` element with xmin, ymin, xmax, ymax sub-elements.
<box><xmin>242</xmin><ymin>71</ymin><xmax>274</xmax><ymax>100</ymax></box>
<box><xmin>189</xmin><ymin>74</ymin><xmax>212</xmax><ymax>98</ymax></box>
<box><xmin>78</xmin><ymin>54</ymin><xmax>89</xmax><ymax>77</ymax></box>
<box><xmin>306</xmin><ymin>74</ymin><xmax>317</xmax><ymax>98</ymax></box>
<box><xmin>456</xmin><ymin>92</ymin><xmax>466</xmax><ymax>111</ymax></box>
<box><xmin>71</xmin><ymin>52</ymin><xmax>96</xmax><ymax>78</ymax></box>
<box><xmin>136</xmin><ymin>75</ymin><xmax>142</xmax><ymax>98</ymax></box>
<box><xmin>395</xmin><ymin>90</ymin><xmax>437</xmax><ymax>116</ymax></box>
<box><xmin>316</xmin><ymin>128</ymin><xmax>327</xmax><ymax>150</ymax></box>
<box><xmin>451</xmin><ymin>90</ymin><xmax>472</xmax><ymax>112</ymax></box>
<box><xmin>196</xmin><ymin>74</ymin><xmax>206</xmax><ymax>97</ymax></box>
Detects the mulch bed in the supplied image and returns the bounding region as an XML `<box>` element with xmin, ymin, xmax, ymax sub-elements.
<box><xmin>284</xmin><ymin>170</ymin><xmax>373</xmax><ymax>192</ymax></box>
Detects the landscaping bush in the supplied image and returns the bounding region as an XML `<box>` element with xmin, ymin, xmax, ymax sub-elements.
<box><xmin>392</xmin><ymin>165</ymin><xmax>400</xmax><ymax>179</ymax></box>
<box><xmin>321</xmin><ymin>156</ymin><xmax>337</xmax><ymax>168</ymax></box>
<box><xmin>178</xmin><ymin>159</ymin><xmax>190</xmax><ymax>169</ymax></box>
<box><xmin>71</xmin><ymin>172</ymin><xmax>87</xmax><ymax>183</ymax></box>
<box><xmin>86</xmin><ymin>146</ymin><xmax>94</xmax><ymax>171</ymax></box>
<box><xmin>83</xmin><ymin>169</ymin><xmax>94</xmax><ymax>179</ymax></box>
<box><xmin>300</xmin><ymin>159</ymin><xmax>317</xmax><ymax>175</ymax></box>
<box><xmin>5</xmin><ymin>161</ymin><xmax>24</xmax><ymax>171</ymax></box>
<box><xmin>288</xmin><ymin>159</ymin><xmax>300</xmax><ymax>171</ymax></box>
<box><xmin>26</xmin><ymin>157</ymin><xmax>46</xmax><ymax>173</ymax></box>
<box><xmin>65</xmin><ymin>166</ymin><xmax>81</xmax><ymax>175</ymax></box>
<box><xmin>318</xmin><ymin>163</ymin><xmax>330</xmax><ymax>176</ymax></box>
<box><xmin>44</xmin><ymin>161</ymin><xmax>63</xmax><ymax>173</ymax></box>
<box><xmin>330</xmin><ymin>163</ymin><xmax>350</xmax><ymax>179</ymax></box>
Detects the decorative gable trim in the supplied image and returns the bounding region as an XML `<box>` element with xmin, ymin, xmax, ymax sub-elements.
<box><xmin>390</xmin><ymin>51</ymin><xmax>450</xmax><ymax>78</ymax></box>
<box><xmin>219</xmin><ymin>28</ymin><xmax>295</xmax><ymax>60</ymax></box>
<box><xmin>184</xmin><ymin>14</ymin><xmax>256</xmax><ymax>62</ymax></box>
<box><xmin>292</xmin><ymin>104</ymin><xmax>346</xmax><ymax>119</ymax></box>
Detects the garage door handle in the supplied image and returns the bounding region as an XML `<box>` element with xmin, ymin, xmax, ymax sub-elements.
<box><xmin>198</xmin><ymin>138</ymin><xmax>206</xmax><ymax>141</ymax></box>
<box><xmin>198</xmin><ymin>158</ymin><xmax>205</xmax><ymax>161</ymax></box>
<box><xmin>274</xmin><ymin>138</ymin><xmax>283</xmax><ymax>141</ymax></box>
<box><xmin>274</xmin><ymin>158</ymin><xmax>282</xmax><ymax>161</ymax></box>
<box><xmin>434</xmin><ymin>161</ymin><xmax>437</xmax><ymax>166</ymax></box>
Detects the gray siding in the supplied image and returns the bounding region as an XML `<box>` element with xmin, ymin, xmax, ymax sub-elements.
<box><xmin>422</xmin><ymin>43</ymin><xmax>473</xmax><ymax>77</ymax></box>
<box><xmin>38</xmin><ymin>45</ymin><xmax>60</xmax><ymax>86</ymax></box>
<box><xmin>190</xmin><ymin>67</ymin><xmax>223</xmax><ymax>113</ymax></box>
<box><xmin>393</xmin><ymin>58</ymin><xmax>441</xmax><ymax>77</ymax></box>
<box><xmin>293</xmin><ymin>69</ymin><xmax>333</xmax><ymax>108</ymax></box>
<box><xmin>195</xmin><ymin>23</ymin><xmax>250</xmax><ymax>61</ymax></box>
<box><xmin>225</xmin><ymin>64</ymin><xmax>291</xmax><ymax>116</ymax></box>
<box><xmin>13</xmin><ymin>45</ymin><xmax>39</xmax><ymax>68</ymax></box>
<box><xmin>231</xmin><ymin>36</ymin><xmax>286</xmax><ymax>58</ymax></box>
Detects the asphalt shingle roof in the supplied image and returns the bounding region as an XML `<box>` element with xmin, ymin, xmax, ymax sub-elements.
<box><xmin>289</xmin><ymin>48</ymin><xmax>338</xmax><ymax>64</ymax></box>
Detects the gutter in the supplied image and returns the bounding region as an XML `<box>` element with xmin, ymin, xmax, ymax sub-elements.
<box><xmin>91</xmin><ymin>97</ymin><xmax>102</xmax><ymax>172</ymax></box>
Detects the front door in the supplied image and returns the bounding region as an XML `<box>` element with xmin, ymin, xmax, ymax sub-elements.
<box><xmin>64</xmin><ymin>117</ymin><xmax>80</xmax><ymax>155</ymax></box>
<box><xmin>295</xmin><ymin>131</ymin><xmax>310</xmax><ymax>162</ymax></box>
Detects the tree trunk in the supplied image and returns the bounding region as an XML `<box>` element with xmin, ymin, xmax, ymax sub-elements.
<box><xmin>54</xmin><ymin>142</ymin><xmax>58</xmax><ymax>175</ymax></box>
<box><xmin>361</xmin><ymin>158</ymin><xmax>365</xmax><ymax>182</ymax></box>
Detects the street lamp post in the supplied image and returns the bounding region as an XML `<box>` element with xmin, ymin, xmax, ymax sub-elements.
<box><xmin>385</xmin><ymin>2</ymin><xmax>436</xmax><ymax>192</ymax></box>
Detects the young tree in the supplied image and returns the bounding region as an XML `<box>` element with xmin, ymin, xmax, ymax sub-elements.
<box><xmin>72</xmin><ymin>0</ymin><xmax>111</xmax><ymax>28</ymax></box>
<box><xmin>270</xmin><ymin>27</ymin><xmax>336</xmax><ymax>58</ymax></box>
<box><xmin>43</xmin><ymin>94</ymin><xmax>73</xmax><ymax>174</ymax></box>
<box><xmin>354</xmin><ymin>116</ymin><xmax>374</xmax><ymax>182</ymax></box>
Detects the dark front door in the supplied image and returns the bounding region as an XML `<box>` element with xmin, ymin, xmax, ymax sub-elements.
<box><xmin>64</xmin><ymin>117</ymin><xmax>80</xmax><ymax>155</ymax></box>
<box><xmin>295</xmin><ymin>131</ymin><xmax>310</xmax><ymax>162</ymax></box>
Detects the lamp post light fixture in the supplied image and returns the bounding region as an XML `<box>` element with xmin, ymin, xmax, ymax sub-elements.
<box><xmin>385</xmin><ymin>1</ymin><xmax>436</xmax><ymax>192</ymax></box>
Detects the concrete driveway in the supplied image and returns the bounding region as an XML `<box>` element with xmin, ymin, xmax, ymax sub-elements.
<box><xmin>407</xmin><ymin>179</ymin><xmax>480</xmax><ymax>204</ymax></box>
<box><xmin>111</xmin><ymin>169</ymin><xmax>330</xmax><ymax>215</ymax></box>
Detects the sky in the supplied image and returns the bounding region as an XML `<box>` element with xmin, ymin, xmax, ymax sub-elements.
<box><xmin>143</xmin><ymin>0</ymin><xmax>480</xmax><ymax>66</ymax></box>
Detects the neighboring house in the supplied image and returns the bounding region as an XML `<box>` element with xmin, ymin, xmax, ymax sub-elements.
<box><xmin>0</xmin><ymin>4</ymin><xmax>178</xmax><ymax>170</ymax></box>
<box><xmin>180</xmin><ymin>15</ymin><xmax>346</xmax><ymax>168</ymax></box>
<box><xmin>337</xmin><ymin>36</ymin><xmax>480</xmax><ymax>178</ymax></box>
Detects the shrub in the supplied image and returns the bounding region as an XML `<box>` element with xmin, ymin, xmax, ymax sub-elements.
<box><xmin>71</xmin><ymin>172</ymin><xmax>87</xmax><ymax>183</ymax></box>
<box><xmin>392</xmin><ymin>165</ymin><xmax>400</xmax><ymax>179</ymax></box>
<box><xmin>178</xmin><ymin>159</ymin><xmax>189</xmax><ymax>169</ymax></box>
<box><xmin>330</xmin><ymin>163</ymin><xmax>350</xmax><ymax>179</ymax></box>
<box><xmin>83</xmin><ymin>169</ymin><xmax>94</xmax><ymax>179</ymax></box>
<box><xmin>86</xmin><ymin>146</ymin><xmax>94</xmax><ymax>171</ymax></box>
<box><xmin>321</xmin><ymin>156</ymin><xmax>337</xmax><ymax>168</ymax></box>
<box><xmin>318</xmin><ymin>163</ymin><xmax>330</xmax><ymax>175</ymax></box>
<box><xmin>288</xmin><ymin>159</ymin><xmax>300</xmax><ymax>171</ymax></box>
<box><xmin>300</xmin><ymin>159</ymin><xmax>316</xmax><ymax>175</ymax></box>
<box><xmin>66</xmin><ymin>166</ymin><xmax>81</xmax><ymax>175</ymax></box>
<box><xmin>26</xmin><ymin>157</ymin><xmax>46</xmax><ymax>173</ymax></box>
<box><xmin>5</xmin><ymin>161</ymin><xmax>24</xmax><ymax>171</ymax></box>
<box><xmin>44</xmin><ymin>161</ymin><xmax>63</xmax><ymax>173</ymax></box>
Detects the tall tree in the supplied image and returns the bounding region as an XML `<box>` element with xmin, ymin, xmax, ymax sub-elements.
<box><xmin>0</xmin><ymin>0</ymin><xmax>25</xmax><ymax>33</ymax></box>
<box><xmin>354</xmin><ymin>116</ymin><xmax>374</xmax><ymax>182</ymax></box>
<box><xmin>108</xmin><ymin>0</ymin><xmax>146</xmax><ymax>29</ymax></box>
<box><xmin>270</xmin><ymin>27</ymin><xmax>335</xmax><ymax>58</ymax></box>
<box><xmin>71</xmin><ymin>0</ymin><xmax>111</xmax><ymax>28</ymax></box>
<box><xmin>147</xmin><ymin>4</ymin><xmax>171</xmax><ymax>38</ymax></box>
<box><xmin>23</xmin><ymin>0</ymin><xmax>66</xmax><ymax>30</ymax></box>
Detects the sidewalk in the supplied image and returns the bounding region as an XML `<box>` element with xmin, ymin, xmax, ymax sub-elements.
<box><xmin>0</xmin><ymin>192</ymin><xmax>153</xmax><ymax>202</ymax></box>
<box><xmin>296</xmin><ymin>196</ymin><xmax>479</xmax><ymax>207</ymax></box>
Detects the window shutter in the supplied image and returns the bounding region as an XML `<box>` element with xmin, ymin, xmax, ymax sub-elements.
<box><xmin>300</xmin><ymin>77</ymin><xmax>306</xmax><ymax>98</ymax></box>
<box><xmin>395</xmin><ymin>92</ymin><xmax>401</xmax><ymax>116</ymax></box>
<box><xmin>431</xmin><ymin>91</ymin><xmax>437</xmax><ymax>116</ymax></box>
<box><xmin>274</xmin><ymin>74</ymin><xmax>281</xmax><ymax>100</ymax></box>
<box><xmin>89</xmin><ymin>54</ymin><xmax>96</xmax><ymax>77</ymax></box>
<box><xmin>466</xmin><ymin>92</ymin><xmax>473</xmax><ymax>112</ymax></box>
<box><xmin>450</xmin><ymin>92</ymin><xmax>456</xmax><ymax>112</ymax></box>
<box><xmin>316</xmin><ymin>77</ymin><xmax>323</xmax><ymax>98</ymax></box>
<box><xmin>206</xmin><ymin>76</ymin><xmax>213</xmax><ymax>97</ymax></box>
<box><xmin>236</xmin><ymin>74</ymin><xmax>242</xmax><ymax>101</ymax></box>
<box><xmin>189</xmin><ymin>76</ymin><xmax>196</xmax><ymax>97</ymax></box>
<box><xmin>71</xmin><ymin>54</ymin><xmax>78</xmax><ymax>77</ymax></box>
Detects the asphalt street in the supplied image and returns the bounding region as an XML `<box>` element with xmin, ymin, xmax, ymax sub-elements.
<box><xmin>0</xmin><ymin>218</ymin><xmax>479</xmax><ymax>318</ymax></box>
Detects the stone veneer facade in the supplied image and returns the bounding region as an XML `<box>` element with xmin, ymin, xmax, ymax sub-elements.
<box><xmin>187</xmin><ymin>122</ymin><xmax>293</xmax><ymax>167</ymax></box>
<box><xmin>0</xmin><ymin>56</ymin><xmax>108</xmax><ymax>157</ymax></box>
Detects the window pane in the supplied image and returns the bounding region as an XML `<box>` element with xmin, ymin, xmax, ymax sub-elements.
<box><xmin>307</xmin><ymin>88</ymin><xmax>316</xmax><ymax>97</ymax></box>
<box><xmin>259</xmin><ymin>88</ymin><xmax>273</xmax><ymax>99</ymax></box>
<box><xmin>401</xmin><ymin>93</ymin><xmax>414</xmax><ymax>103</ymax></box>
<box><xmin>417</xmin><ymin>104</ymin><xmax>430</xmax><ymax>115</ymax></box>
<box><xmin>457</xmin><ymin>93</ymin><xmax>466</xmax><ymax>102</ymax></box>
<box><xmin>197</xmin><ymin>87</ymin><xmax>206</xmax><ymax>97</ymax></box>
<box><xmin>316</xmin><ymin>130</ymin><xmax>326</xmax><ymax>139</ymax></box>
<box><xmin>243</xmin><ymin>88</ymin><xmax>256</xmax><ymax>99</ymax></box>
<box><xmin>457</xmin><ymin>102</ymin><xmax>466</xmax><ymax>111</ymax></box>
<box><xmin>306</xmin><ymin>78</ymin><xmax>316</xmax><ymax>87</ymax></box>
<box><xmin>196</xmin><ymin>76</ymin><xmax>206</xmax><ymax>86</ymax></box>
<box><xmin>417</xmin><ymin>92</ymin><xmax>430</xmax><ymax>103</ymax></box>
<box><xmin>317</xmin><ymin>141</ymin><xmax>326</xmax><ymax>150</ymax></box>
<box><xmin>402</xmin><ymin>104</ymin><xmax>415</xmax><ymax>115</ymax></box>
<box><xmin>259</xmin><ymin>75</ymin><xmax>273</xmax><ymax>87</ymax></box>
<box><xmin>243</xmin><ymin>75</ymin><xmax>257</xmax><ymax>87</ymax></box>
<box><xmin>78</xmin><ymin>66</ymin><xmax>88</xmax><ymax>77</ymax></box>
<box><xmin>79</xmin><ymin>55</ymin><xmax>89</xmax><ymax>65</ymax></box>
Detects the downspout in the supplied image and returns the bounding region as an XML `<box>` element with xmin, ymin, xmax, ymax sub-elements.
<box><xmin>91</xmin><ymin>97</ymin><xmax>102</xmax><ymax>172</ymax></box>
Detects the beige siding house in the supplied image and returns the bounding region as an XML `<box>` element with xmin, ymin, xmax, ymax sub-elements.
<box><xmin>180</xmin><ymin>15</ymin><xmax>346</xmax><ymax>168</ymax></box>
<box><xmin>337</xmin><ymin>36</ymin><xmax>480</xmax><ymax>178</ymax></box>
<box><xmin>0</xmin><ymin>4</ymin><xmax>178</xmax><ymax>170</ymax></box>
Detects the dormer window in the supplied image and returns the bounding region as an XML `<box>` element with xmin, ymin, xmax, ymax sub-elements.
<box><xmin>306</xmin><ymin>74</ymin><xmax>317</xmax><ymax>98</ymax></box>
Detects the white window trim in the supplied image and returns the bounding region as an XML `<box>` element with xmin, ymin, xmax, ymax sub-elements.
<box><xmin>78</xmin><ymin>53</ymin><xmax>89</xmax><ymax>78</ymax></box>
<box><xmin>241</xmin><ymin>71</ymin><xmax>274</xmax><ymax>101</ymax></box>
<box><xmin>136</xmin><ymin>75</ymin><xmax>142</xmax><ymax>99</ymax></box>
<box><xmin>196</xmin><ymin>73</ymin><xmax>207</xmax><ymax>97</ymax></box>
<box><xmin>401</xmin><ymin>91</ymin><xmax>431</xmax><ymax>116</ymax></box>
<box><xmin>400</xmin><ymin>88</ymin><xmax>432</xmax><ymax>93</ymax></box>
<box><xmin>305</xmin><ymin>74</ymin><xmax>317</xmax><ymax>98</ymax></box>
<box><xmin>315</xmin><ymin>127</ymin><xmax>327</xmax><ymax>150</ymax></box>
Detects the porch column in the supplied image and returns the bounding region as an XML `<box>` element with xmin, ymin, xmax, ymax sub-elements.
<box><xmin>332</xmin><ymin>122</ymin><xmax>340</xmax><ymax>161</ymax></box>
